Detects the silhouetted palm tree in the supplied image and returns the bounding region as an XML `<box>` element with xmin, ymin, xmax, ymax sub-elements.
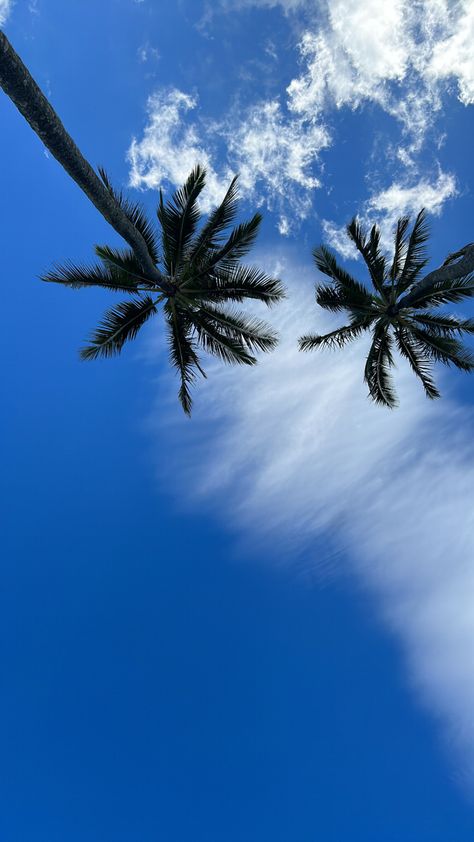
<box><xmin>0</xmin><ymin>32</ymin><xmax>284</xmax><ymax>413</ymax></box>
<box><xmin>299</xmin><ymin>210</ymin><xmax>474</xmax><ymax>407</ymax></box>
<box><xmin>44</xmin><ymin>166</ymin><xmax>284</xmax><ymax>414</ymax></box>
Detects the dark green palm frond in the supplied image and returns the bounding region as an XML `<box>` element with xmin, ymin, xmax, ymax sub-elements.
<box><xmin>191</xmin><ymin>214</ymin><xmax>262</xmax><ymax>281</ymax></box>
<box><xmin>395</xmin><ymin>327</ymin><xmax>440</xmax><ymax>399</ymax></box>
<box><xmin>42</xmin><ymin>260</ymin><xmax>139</xmax><ymax>292</ymax></box>
<box><xmin>181</xmin><ymin>264</ymin><xmax>285</xmax><ymax>306</ymax></box>
<box><xmin>165</xmin><ymin>301</ymin><xmax>204</xmax><ymax>415</ymax></box>
<box><xmin>408</xmin><ymin>326</ymin><xmax>474</xmax><ymax>371</ymax></box>
<box><xmin>299</xmin><ymin>319</ymin><xmax>371</xmax><ymax>352</ymax></box>
<box><xmin>411</xmin><ymin>312</ymin><xmax>474</xmax><ymax>336</ymax></box>
<box><xmin>399</xmin><ymin>273</ymin><xmax>474</xmax><ymax>309</ymax></box>
<box><xmin>190</xmin><ymin>304</ymin><xmax>278</xmax><ymax>354</ymax></box>
<box><xmin>187</xmin><ymin>308</ymin><xmax>257</xmax><ymax>366</ymax></box>
<box><xmin>364</xmin><ymin>325</ymin><xmax>398</xmax><ymax>407</ymax></box>
<box><xmin>98</xmin><ymin>167</ymin><xmax>160</xmax><ymax>264</ymax></box>
<box><xmin>389</xmin><ymin>216</ymin><xmax>410</xmax><ymax>281</ymax></box>
<box><xmin>157</xmin><ymin>165</ymin><xmax>206</xmax><ymax>275</ymax></box>
<box><xmin>346</xmin><ymin>218</ymin><xmax>386</xmax><ymax>294</ymax></box>
<box><xmin>313</xmin><ymin>245</ymin><xmax>374</xmax><ymax>308</ymax></box>
<box><xmin>315</xmin><ymin>284</ymin><xmax>351</xmax><ymax>313</ymax></box>
<box><xmin>396</xmin><ymin>209</ymin><xmax>430</xmax><ymax>293</ymax></box>
<box><xmin>80</xmin><ymin>296</ymin><xmax>157</xmax><ymax>360</ymax></box>
<box><xmin>95</xmin><ymin>245</ymin><xmax>154</xmax><ymax>285</ymax></box>
<box><xmin>189</xmin><ymin>175</ymin><xmax>239</xmax><ymax>264</ymax></box>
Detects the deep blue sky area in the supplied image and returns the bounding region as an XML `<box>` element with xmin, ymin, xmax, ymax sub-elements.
<box><xmin>2</xmin><ymin>1</ymin><xmax>474</xmax><ymax>839</ymax></box>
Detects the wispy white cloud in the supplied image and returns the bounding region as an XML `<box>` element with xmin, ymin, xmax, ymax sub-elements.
<box><xmin>150</xmin><ymin>249</ymin><xmax>474</xmax><ymax>782</ymax></box>
<box><xmin>0</xmin><ymin>0</ymin><xmax>12</xmax><ymax>26</ymax></box>
<box><xmin>130</xmin><ymin>1</ymin><xmax>472</xmax><ymax>236</ymax></box>
<box><xmin>128</xmin><ymin>89</ymin><xmax>233</xmax><ymax>213</ymax></box>
<box><xmin>323</xmin><ymin>170</ymin><xmax>458</xmax><ymax>256</ymax></box>
<box><xmin>128</xmin><ymin>89</ymin><xmax>329</xmax><ymax>231</ymax></box>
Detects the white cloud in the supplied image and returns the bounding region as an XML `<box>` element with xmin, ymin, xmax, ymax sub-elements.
<box><xmin>150</xmin><ymin>249</ymin><xmax>474</xmax><ymax>782</ymax></box>
<box><xmin>128</xmin><ymin>89</ymin><xmax>232</xmax><ymax>213</ymax></box>
<box><xmin>128</xmin><ymin>89</ymin><xmax>329</xmax><ymax>230</ymax></box>
<box><xmin>427</xmin><ymin>0</ymin><xmax>474</xmax><ymax>105</ymax></box>
<box><xmin>323</xmin><ymin>171</ymin><xmax>457</xmax><ymax>257</ymax></box>
<box><xmin>0</xmin><ymin>0</ymin><xmax>12</xmax><ymax>25</ymax></box>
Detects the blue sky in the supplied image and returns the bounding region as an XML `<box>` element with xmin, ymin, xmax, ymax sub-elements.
<box><xmin>1</xmin><ymin>0</ymin><xmax>474</xmax><ymax>839</ymax></box>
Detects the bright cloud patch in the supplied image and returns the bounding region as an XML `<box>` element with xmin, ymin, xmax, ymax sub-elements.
<box><xmin>0</xmin><ymin>0</ymin><xmax>12</xmax><ymax>25</ymax></box>
<box><xmin>128</xmin><ymin>89</ymin><xmax>329</xmax><ymax>232</ymax></box>
<box><xmin>129</xmin><ymin>0</ymin><xmax>472</xmax><ymax>238</ymax></box>
<box><xmin>151</xmin><ymin>251</ymin><xmax>474</xmax><ymax>781</ymax></box>
<box><xmin>323</xmin><ymin>171</ymin><xmax>458</xmax><ymax>256</ymax></box>
<box><xmin>128</xmin><ymin>89</ymin><xmax>232</xmax><ymax>213</ymax></box>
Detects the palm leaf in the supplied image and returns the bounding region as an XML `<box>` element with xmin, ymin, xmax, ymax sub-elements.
<box><xmin>187</xmin><ymin>308</ymin><xmax>257</xmax><ymax>366</ymax></box>
<box><xmin>346</xmin><ymin>218</ymin><xmax>386</xmax><ymax>294</ymax></box>
<box><xmin>411</xmin><ymin>312</ymin><xmax>474</xmax><ymax>336</ymax></box>
<box><xmin>389</xmin><ymin>216</ymin><xmax>410</xmax><ymax>281</ymax></box>
<box><xmin>190</xmin><ymin>215</ymin><xmax>262</xmax><ymax>283</ymax></box>
<box><xmin>95</xmin><ymin>245</ymin><xmax>153</xmax><ymax>285</ymax></box>
<box><xmin>299</xmin><ymin>319</ymin><xmax>371</xmax><ymax>351</ymax></box>
<box><xmin>189</xmin><ymin>175</ymin><xmax>239</xmax><ymax>264</ymax></box>
<box><xmin>180</xmin><ymin>264</ymin><xmax>285</xmax><ymax>306</ymax></box>
<box><xmin>157</xmin><ymin>165</ymin><xmax>206</xmax><ymax>276</ymax></box>
<box><xmin>364</xmin><ymin>325</ymin><xmax>398</xmax><ymax>407</ymax></box>
<box><xmin>165</xmin><ymin>301</ymin><xmax>204</xmax><ymax>415</ymax></box>
<box><xmin>80</xmin><ymin>296</ymin><xmax>157</xmax><ymax>360</ymax></box>
<box><xmin>396</xmin><ymin>209</ymin><xmax>430</xmax><ymax>293</ymax></box>
<box><xmin>190</xmin><ymin>304</ymin><xmax>278</xmax><ymax>354</ymax></box>
<box><xmin>399</xmin><ymin>273</ymin><xmax>474</xmax><ymax>309</ymax></box>
<box><xmin>313</xmin><ymin>245</ymin><xmax>374</xmax><ymax>308</ymax></box>
<box><xmin>98</xmin><ymin>167</ymin><xmax>160</xmax><ymax>264</ymax></box>
<box><xmin>42</xmin><ymin>260</ymin><xmax>139</xmax><ymax>292</ymax></box>
<box><xmin>395</xmin><ymin>327</ymin><xmax>440</xmax><ymax>399</ymax></box>
<box><xmin>408</xmin><ymin>326</ymin><xmax>474</xmax><ymax>371</ymax></box>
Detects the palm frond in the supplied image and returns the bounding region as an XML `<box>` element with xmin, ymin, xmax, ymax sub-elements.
<box><xmin>313</xmin><ymin>245</ymin><xmax>374</xmax><ymax>308</ymax></box>
<box><xmin>189</xmin><ymin>175</ymin><xmax>239</xmax><ymax>263</ymax></box>
<box><xmin>42</xmin><ymin>260</ymin><xmax>139</xmax><ymax>292</ymax></box>
<box><xmin>165</xmin><ymin>301</ymin><xmax>204</xmax><ymax>415</ymax></box>
<box><xmin>98</xmin><ymin>167</ymin><xmax>160</xmax><ymax>264</ymax></box>
<box><xmin>299</xmin><ymin>319</ymin><xmax>371</xmax><ymax>351</ymax></box>
<box><xmin>190</xmin><ymin>304</ymin><xmax>278</xmax><ymax>354</ymax></box>
<box><xmin>95</xmin><ymin>245</ymin><xmax>153</xmax><ymax>285</ymax></box>
<box><xmin>191</xmin><ymin>214</ymin><xmax>262</xmax><ymax>282</ymax></box>
<box><xmin>157</xmin><ymin>165</ymin><xmax>207</xmax><ymax>276</ymax></box>
<box><xmin>180</xmin><ymin>264</ymin><xmax>285</xmax><ymax>306</ymax></box>
<box><xmin>364</xmin><ymin>325</ymin><xmax>398</xmax><ymax>407</ymax></box>
<box><xmin>80</xmin><ymin>296</ymin><xmax>157</xmax><ymax>360</ymax></box>
<box><xmin>187</xmin><ymin>308</ymin><xmax>257</xmax><ymax>366</ymax></box>
<box><xmin>389</xmin><ymin>216</ymin><xmax>410</xmax><ymax>281</ymax></box>
<box><xmin>395</xmin><ymin>327</ymin><xmax>440</xmax><ymax>399</ymax></box>
<box><xmin>408</xmin><ymin>326</ymin><xmax>474</xmax><ymax>371</ymax></box>
<box><xmin>399</xmin><ymin>273</ymin><xmax>474</xmax><ymax>309</ymax></box>
<box><xmin>411</xmin><ymin>312</ymin><xmax>474</xmax><ymax>336</ymax></box>
<box><xmin>346</xmin><ymin>218</ymin><xmax>386</xmax><ymax>294</ymax></box>
<box><xmin>396</xmin><ymin>209</ymin><xmax>430</xmax><ymax>294</ymax></box>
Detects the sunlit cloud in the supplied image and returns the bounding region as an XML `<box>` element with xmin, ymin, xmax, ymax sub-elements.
<box><xmin>0</xmin><ymin>0</ymin><xmax>12</xmax><ymax>26</ymax></box>
<box><xmin>150</xmin><ymin>248</ymin><xmax>474</xmax><ymax>783</ymax></box>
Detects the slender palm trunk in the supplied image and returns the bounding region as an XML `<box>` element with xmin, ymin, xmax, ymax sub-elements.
<box><xmin>0</xmin><ymin>31</ymin><xmax>163</xmax><ymax>285</ymax></box>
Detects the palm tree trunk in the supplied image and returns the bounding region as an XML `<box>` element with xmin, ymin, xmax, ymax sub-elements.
<box><xmin>0</xmin><ymin>31</ymin><xmax>164</xmax><ymax>286</ymax></box>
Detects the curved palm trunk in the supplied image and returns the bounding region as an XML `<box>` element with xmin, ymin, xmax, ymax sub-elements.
<box><xmin>0</xmin><ymin>31</ymin><xmax>163</xmax><ymax>285</ymax></box>
<box><xmin>400</xmin><ymin>243</ymin><xmax>474</xmax><ymax>307</ymax></box>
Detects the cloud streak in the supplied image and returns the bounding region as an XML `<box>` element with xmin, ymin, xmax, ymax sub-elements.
<box><xmin>0</xmin><ymin>0</ymin><xmax>12</xmax><ymax>26</ymax></box>
<box><xmin>150</xmin><ymin>249</ymin><xmax>474</xmax><ymax>783</ymax></box>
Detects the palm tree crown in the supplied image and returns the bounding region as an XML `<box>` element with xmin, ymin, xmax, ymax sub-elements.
<box><xmin>44</xmin><ymin>165</ymin><xmax>285</xmax><ymax>414</ymax></box>
<box><xmin>299</xmin><ymin>210</ymin><xmax>474</xmax><ymax>407</ymax></box>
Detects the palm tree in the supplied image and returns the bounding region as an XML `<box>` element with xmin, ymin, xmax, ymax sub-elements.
<box><xmin>0</xmin><ymin>31</ymin><xmax>284</xmax><ymax>413</ymax></box>
<box><xmin>299</xmin><ymin>210</ymin><xmax>474</xmax><ymax>407</ymax></box>
<box><xmin>44</xmin><ymin>165</ymin><xmax>284</xmax><ymax>414</ymax></box>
